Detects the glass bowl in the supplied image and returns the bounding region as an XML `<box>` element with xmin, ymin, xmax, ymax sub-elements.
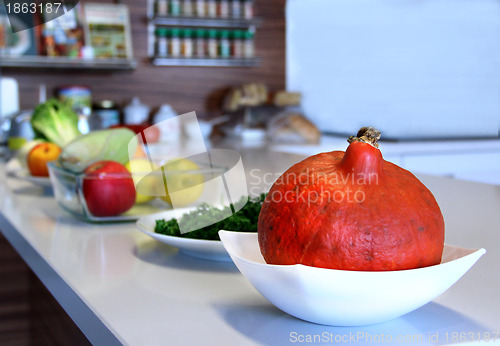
<box><xmin>48</xmin><ymin>161</ymin><xmax>229</xmax><ymax>222</ymax></box>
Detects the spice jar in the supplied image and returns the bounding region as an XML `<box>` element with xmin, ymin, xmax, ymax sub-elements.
<box><xmin>195</xmin><ymin>0</ymin><xmax>206</xmax><ymax>17</ymax></box>
<box><xmin>218</xmin><ymin>30</ymin><xmax>230</xmax><ymax>58</ymax></box>
<box><xmin>156</xmin><ymin>0</ymin><xmax>168</xmax><ymax>16</ymax></box>
<box><xmin>156</xmin><ymin>28</ymin><xmax>168</xmax><ymax>57</ymax></box>
<box><xmin>242</xmin><ymin>0</ymin><xmax>253</xmax><ymax>19</ymax></box>
<box><xmin>170</xmin><ymin>28</ymin><xmax>181</xmax><ymax>57</ymax></box>
<box><xmin>218</xmin><ymin>0</ymin><xmax>230</xmax><ymax>18</ymax></box>
<box><xmin>207</xmin><ymin>29</ymin><xmax>218</xmax><ymax>58</ymax></box>
<box><xmin>231</xmin><ymin>0</ymin><xmax>241</xmax><ymax>18</ymax></box>
<box><xmin>231</xmin><ymin>30</ymin><xmax>243</xmax><ymax>58</ymax></box>
<box><xmin>243</xmin><ymin>30</ymin><xmax>254</xmax><ymax>58</ymax></box>
<box><xmin>206</xmin><ymin>0</ymin><xmax>217</xmax><ymax>18</ymax></box>
<box><xmin>195</xmin><ymin>28</ymin><xmax>206</xmax><ymax>57</ymax></box>
<box><xmin>181</xmin><ymin>28</ymin><xmax>194</xmax><ymax>58</ymax></box>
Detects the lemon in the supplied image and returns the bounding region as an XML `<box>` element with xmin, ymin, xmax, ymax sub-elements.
<box><xmin>125</xmin><ymin>159</ymin><xmax>156</xmax><ymax>204</ymax></box>
<box><xmin>158</xmin><ymin>158</ymin><xmax>204</xmax><ymax>207</ymax></box>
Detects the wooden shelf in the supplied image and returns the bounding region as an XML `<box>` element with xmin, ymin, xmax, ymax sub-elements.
<box><xmin>151</xmin><ymin>57</ymin><xmax>260</xmax><ymax>67</ymax></box>
<box><xmin>0</xmin><ymin>56</ymin><xmax>137</xmax><ymax>70</ymax></box>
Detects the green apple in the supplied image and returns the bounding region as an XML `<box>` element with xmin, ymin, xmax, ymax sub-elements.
<box><xmin>159</xmin><ymin>158</ymin><xmax>204</xmax><ymax>207</ymax></box>
<box><xmin>125</xmin><ymin>159</ymin><xmax>156</xmax><ymax>204</ymax></box>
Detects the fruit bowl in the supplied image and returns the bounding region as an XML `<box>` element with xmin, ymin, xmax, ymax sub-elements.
<box><xmin>219</xmin><ymin>231</ymin><xmax>486</xmax><ymax>326</ymax></box>
<box><xmin>47</xmin><ymin>161</ymin><xmax>228</xmax><ymax>222</ymax></box>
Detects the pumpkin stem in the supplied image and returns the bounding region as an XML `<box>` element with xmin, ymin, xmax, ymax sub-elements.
<box><xmin>347</xmin><ymin>127</ymin><xmax>381</xmax><ymax>148</ymax></box>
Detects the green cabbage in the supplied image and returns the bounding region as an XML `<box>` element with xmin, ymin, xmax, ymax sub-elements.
<box><xmin>30</xmin><ymin>98</ymin><xmax>81</xmax><ymax>147</ymax></box>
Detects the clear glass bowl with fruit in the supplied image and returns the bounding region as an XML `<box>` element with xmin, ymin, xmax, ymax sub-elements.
<box><xmin>48</xmin><ymin>159</ymin><xmax>228</xmax><ymax>222</ymax></box>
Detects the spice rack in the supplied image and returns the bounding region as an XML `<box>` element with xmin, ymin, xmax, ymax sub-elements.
<box><xmin>147</xmin><ymin>0</ymin><xmax>261</xmax><ymax>67</ymax></box>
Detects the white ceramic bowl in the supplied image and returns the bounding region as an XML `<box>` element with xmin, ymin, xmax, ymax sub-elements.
<box><xmin>219</xmin><ymin>231</ymin><xmax>486</xmax><ymax>326</ymax></box>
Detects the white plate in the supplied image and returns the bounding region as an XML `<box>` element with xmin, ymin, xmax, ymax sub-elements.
<box><xmin>219</xmin><ymin>231</ymin><xmax>486</xmax><ymax>326</ymax></box>
<box><xmin>10</xmin><ymin>168</ymin><xmax>52</xmax><ymax>187</ymax></box>
<box><xmin>136</xmin><ymin>209</ymin><xmax>232</xmax><ymax>262</ymax></box>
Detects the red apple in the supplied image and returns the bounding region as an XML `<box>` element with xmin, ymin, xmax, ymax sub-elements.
<box><xmin>82</xmin><ymin>161</ymin><xmax>136</xmax><ymax>217</ymax></box>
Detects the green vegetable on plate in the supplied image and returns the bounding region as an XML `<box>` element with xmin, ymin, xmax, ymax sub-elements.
<box><xmin>155</xmin><ymin>194</ymin><xmax>267</xmax><ymax>240</ymax></box>
<box><xmin>30</xmin><ymin>98</ymin><xmax>81</xmax><ymax>148</ymax></box>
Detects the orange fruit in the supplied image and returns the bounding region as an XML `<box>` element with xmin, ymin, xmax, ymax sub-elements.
<box><xmin>27</xmin><ymin>142</ymin><xmax>62</xmax><ymax>177</ymax></box>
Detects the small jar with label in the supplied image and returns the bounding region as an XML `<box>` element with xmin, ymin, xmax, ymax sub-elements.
<box><xmin>195</xmin><ymin>28</ymin><xmax>206</xmax><ymax>57</ymax></box>
<box><xmin>206</xmin><ymin>0</ymin><xmax>217</xmax><ymax>18</ymax></box>
<box><xmin>230</xmin><ymin>0</ymin><xmax>241</xmax><ymax>18</ymax></box>
<box><xmin>181</xmin><ymin>29</ymin><xmax>194</xmax><ymax>58</ymax></box>
<box><xmin>182</xmin><ymin>0</ymin><xmax>193</xmax><ymax>16</ymax></box>
<box><xmin>156</xmin><ymin>28</ymin><xmax>168</xmax><ymax>57</ymax></box>
<box><xmin>242</xmin><ymin>0</ymin><xmax>253</xmax><ymax>19</ymax></box>
<box><xmin>231</xmin><ymin>30</ymin><xmax>243</xmax><ymax>58</ymax></box>
<box><xmin>206</xmin><ymin>29</ymin><xmax>218</xmax><ymax>58</ymax></box>
<box><xmin>156</xmin><ymin>0</ymin><xmax>168</xmax><ymax>16</ymax></box>
<box><xmin>218</xmin><ymin>30</ymin><xmax>230</xmax><ymax>58</ymax></box>
<box><xmin>195</xmin><ymin>0</ymin><xmax>206</xmax><ymax>17</ymax></box>
<box><xmin>243</xmin><ymin>30</ymin><xmax>254</xmax><ymax>58</ymax></box>
<box><xmin>218</xmin><ymin>0</ymin><xmax>230</xmax><ymax>18</ymax></box>
<box><xmin>170</xmin><ymin>28</ymin><xmax>181</xmax><ymax>57</ymax></box>
<box><xmin>170</xmin><ymin>0</ymin><xmax>181</xmax><ymax>16</ymax></box>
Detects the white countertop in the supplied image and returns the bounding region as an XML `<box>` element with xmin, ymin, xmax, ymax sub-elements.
<box><xmin>1</xmin><ymin>141</ymin><xmax>499</xmax><ymax>345</ymax></box>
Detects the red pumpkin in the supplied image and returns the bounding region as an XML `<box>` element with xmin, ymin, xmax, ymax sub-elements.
<box><xmin>258</xmin><ymin>127</ymin><xmax>444</xmax><ymax>271</ymax></box>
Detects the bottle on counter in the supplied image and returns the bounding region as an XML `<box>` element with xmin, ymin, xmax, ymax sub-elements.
<box><xmin>242</xmin><ymin>0</ymin><xmax>253</xmax><ymax>19</ymax></box>
<box><xmin>243</xmin><ymin>30</ymin><xmax>254</xmax><ymax>58</ymax></box>
<box><xmin>195</xmin><ymin>0</ymin><xmax>206</xmax><ymax>17</ymax></box>
<box><xmin>181</xmin><ymin>28</ymin><xmax>194</xmax><ymax>58</ymax></box>
<box><xmin>218</xmin><ymin>0</ymin><xmax>230</xmax><ymax>18</ymax></box>
<box><xmin>124</xmin><ymin>97</ymin><xmax>150</xmax><ymax>125</ymax></box>
<box><xmin>155</xmin><ymin>28</ymin><xmax>169</xmax><ymax>57</ymax></box>
<box><xmin>182</xmin><ymin>0</ymin><xmax>194</xmax><ymax>16</ymax></box>
<box><xmin>170</xmin><ymin>28</ymin><xmax>181</xmax><ymax>57</ymax></box>
<box><xmin>207</xmin><ymin>29</ymin><xmax>218</xmax><ymax>58</ymax></box>
<box><xmin>195</xmin><ymin>28</ymin><xmax>206</xmax><ymax>57</ymax></box>
<box><xmin>206</xmin><ymin>0</ymin><xmax>217</xmax><ymax>18</ymax></box>
<box><xmin>156</xmin><ymin>0</ymin><xmax>168</xmax><ymax>16</ymax></box>
<box><xmin>93</xmin><ymin>100</ymin><xmax>121</xmax><ymax>129</ymax></box>
<box><xmin>170</xmin><ymin>0</ymin><xmax>181</xmax><ymax>16</ymax></box>
<box><xmin>153</xmin><ymin>104</ymin><xmax>180</xmax><ymax>143</ymax></box>
<box><xmin>231</xmin><ymin>30</ymin><xmax>243</xmax><ymax>58</ymax></box>
<box><xmin>230</xmin><ymin>0</ymin><xmax>241</xmax><ymax>18</ymax></box>
<box><xmin>218</xmin><ymin>30</ymin><xmax>230</xmax><ymax>58</ymax></box>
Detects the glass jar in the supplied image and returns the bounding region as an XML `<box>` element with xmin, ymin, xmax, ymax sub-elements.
<box><xmin>156</xmin><ymin>0</ymin><xmax>168</xmax><ymax>16</ymax></box>
<box><xmin>170</xmin><ymin>28</ymin><xmax>181</xmax><ymax>57</ymax></box>
<box><xmin>218</xmin><ymin>0</ymin><xmax>230</xmax><ymax>18</ymax></box>
<box><xmin>231</xmin><ymin>30</ymin><xmax>243</xmax><ymax>58</ymax></box>
<box><xmin>182</xmin><ymin>0</ymin><xmax>194</xmax><ymax>16</ymax></box>
<box><xmin>243</xmin><ymin>30</ymin><xmax>254</xmax><ymax>58</ymax></box>
<box><xmin>181</xmin><ymin>29</ymin><xmax>194</xmax><ymax>58</ymax></box>
<box><xmin>156</xmin><ymin>28</ymin><xmax>168</xmax><ymax>57</ymax></box>
<box><xmin>218</xmin><ymin>30</ymin><xmax>230</xmax><ymax>58</ymax></box>
<box><xmin>195</xmin><ymin>28</ymin><xmax>206</xmax><ymax>57</ymax></box>
<box><xmin>207</xmin><ymin>29</ymin><xmax>218</xmax><ymax>58</ymax></box>
<box><xmin>231</xmin><ymin>0</ymin><xmax>241</xmax><ymax>18</ymax></box>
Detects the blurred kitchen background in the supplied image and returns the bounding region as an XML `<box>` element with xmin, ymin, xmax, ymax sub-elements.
<box><xmin>1</xmin><ymin>0</ymin><xmax>500</xmax><ymax>184</ymax></box>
